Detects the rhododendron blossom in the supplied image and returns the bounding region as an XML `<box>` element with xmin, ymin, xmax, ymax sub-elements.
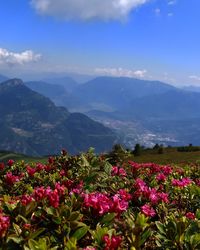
<box><xmin>21</xmin><ymin>194</ymin><xmax>33</xmax><ymax>206</ymax></box>
<box><xmin>0</xmin><ymin>214</ymin><xmax>10</xmax><ymax>238</ymax></box>
<box><xmin>26</xmin><ymin>166</ymin><xmax>36</xmax><ymax>176</ymax></box>
<box><xmin>156</xmin><ymin>173</ymin><xmax>167</xmax><ymax>182</ymax></box>
<box><xmin>33</xmin><ymin>186</ymin><xmax>46</xmax><ymax>201</ymax></box>
<box><xmin>0</xmin><ymin>162</ymin><xmax>5</xmax><ymax>170</ymax></box>
<box><xmin>103</xmin><ymin>234</ymin><xmax>122</xmax><ymax>250</ymax></box>
<box><xmin>111</xmin><ymin>166</ymin><xmax>127</xmax><ymax>177</ymax></box>
<box><xmin>83</xmin><ymin>190</ymin><xmax>130</xmax><ymax>216</ymax></box>
<box><xmin>185</xmin><ymin>212</ymin><xmax>196</xmax><ymax>220</ymax></box>
<box><xmin>5</xmin><ymin>172</ymin><xmax>20</xmax><ymax>185</ymax></box>
<box><xmin>172</xmin><ymin>177</ymin><xmax>192</xmax><ymax>188</ymax></box>
<box><xmin>7</xmin><ymin>159</ymin><xmax>14</xmax><ymax>167</ymax></box>
<box><xmin>47</xmin><ymin>189</ymin><xmax>60</xmax><ymax>208</ymax></box>
<box><xmin>141</xmin><ymin>204</ymin><xmax>156</xmax><ymax>217</ymax></box>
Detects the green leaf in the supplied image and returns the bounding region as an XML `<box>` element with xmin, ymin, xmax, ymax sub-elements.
<box><xmin>140</xmin><ymin>229</ymin><xmax>152</xmax><ymax>246</ymax></box>
<box><xmin>29</xmin><ymin>228</ymin><xmax>46</xmax><ymax>240</ymax></box>
<box><xmin>155</xmin><ymin>221</ymin><xmax>166</xmax><ymax>235</ymax></box>
<box><xmin>69</xmin><ymin>211</ymin><xmax>81</xmax><ymax>221</ymax></box>
<box><xmin>28</xmin><ymin>239</ymin><xmax>40</xmax><ymax>250</ymax></box>
<box><xmin>13</xmin><ymin>223</ymin><xmax>22</xmax><ymax>236</ymax></box>
<box><xmin>104</xmin><ymin>162</ymin><xmax>112</xmax><ymax>175</ymax></box>
<box><xmin>64</xmin><ymin>238</ymin><xmax>77</xmax><ymax>250</ymax></box>
<box><xmin>69</xmin><ymin>221</ymin><xmax>86</xmax><ymax>230</ymax></box>
<box><xmin>196</xmin><ymin>209</ymin><xmax>200</xmax><ymax>219</ymax></box>
<box><xmin>101</xmin><ymin>213</ymin><xmax>116</xmax><ymax>225</ymax></box>
<box><xmin>72</xmin><ymin>226</ymin><xmax>89</xmax><ymax>241</ymax></box>
<box><xmin>25</xmin><ymin>201</ymin><xmax>37</xmax><ymax>217</ymax></box>
<box><xmin>7</xmin><ymin>235</ymin><xmax>23</xmax><ymax>244</ymax></box>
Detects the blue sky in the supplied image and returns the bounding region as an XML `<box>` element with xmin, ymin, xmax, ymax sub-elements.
<box><xmin>0</xmin><ymin>0</ymin><xmax>199</xmax><ymax>86</ymax></box>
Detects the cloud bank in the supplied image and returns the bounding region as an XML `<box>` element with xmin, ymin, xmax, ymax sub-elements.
<box><xmin>31</xmin><ymin>0</ymin><xmax>150</xmax><ymax>21</ymax></box>
<box><xmin>0</xmin><ymin>48</ymin><xmax>41</xmax><ymax>66</ymax></box>
<box><xmin>95</xmin><ymin>67</ymin><xmax>147</xmax><ymax>78</ymax></box>
<box><xmin>189</xmin><ymin>75</ymin><xmax>200</xmax><ymax>82</ymax></box>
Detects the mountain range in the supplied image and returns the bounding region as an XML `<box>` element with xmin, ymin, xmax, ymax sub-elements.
<box><xmin>0</xmin><ymin>78</ymin><xmax>116</xmax><ymax>156</ymax></box>
<box><xmin>1</xmin><ymin>73</ymin><xmax>200</xmax><ymax>151</ymax></box>
<box><xmin>28</xmin><ymin>75</ymin><xmax>200</xmax><ymax>147</ymax></box>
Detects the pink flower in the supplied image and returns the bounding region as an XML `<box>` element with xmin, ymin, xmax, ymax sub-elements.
<box><xmin>23</xmin><ymin>223</ymin><xmax>31</xmax><ymax>230</ymax></box>
<box><xmin>117</xmin><ymin>189</ymin><xmax>132</xmax><ymax>201</ymax></box>
<box><xmin>26</xmin><ymin>166</ymin><xmax>36</xmax><ymax>177</ymax></box>
<box><xmin>111</xmin><ymin>194</ymin><xmax>129</xmax><ymax>214</ymax></box>
<box><xmin>118</xmin><ymin>167</ymin><xmax>127</xmax><ymax>177</ymax></box>
<box><xmin>5</xmin><ymin>172</ymin><xmax>20</xmax><ymax>185</ymax></box>
<box><xmin>47</xmin><ymin>189</ymin><xmax>59</xmax><ymax>208</ymax></box>
<box><xmin>111</xmin><ymin>166</ymin><xmax>127</xmax><ymax>177</ymax></box>
<box><xmin>0</xmin><ymin>214</ymin><xmax>10</xmax><ymax>238</ymax></box>
<box><xmin>70</xmin><ymin>181</ymin><xmax>84</xmax><ymax>195</ymax></box>
<box><xmin>181</xmin><ymin>177</ymin><xmax>192</xmax><ymax>186</ymax></box>
<box><xmin>102</xmin><ymin>234</ymin><xmax>122</xmax><ymax>250</ymax></box>
<box><xmin>149</xmin><ymin>188</ymin><xmax>159</xmax><ymax>204</ymax></box>
<box><xmin>162</xmin><ymin>166</ymin><xmax>173</xmax><ymax>175</ymax></box>
<box><xmin>112</xmin><ymin>166</ymin><xmax>118</xmax><ymax>175</ymax></box>
<box><xmin>134</xmin><ymin>178</ymin><xmax>147</xmax><ymax>192</ymax></box>
<box><xmin>21</xmin><ymin>194</ymin><xmax>33</xmax><ymax>206</ymax></box>
<box><xmin>60</xmin><ymin>169</ymin><xmax>66</xmax><ymax>177</ymax></box>
<box><xmin>186</xmin><ymin>212</ymin><xmax>196</xmax><ymax>220</ymax></box>
<box><xmin>55</xmin><ymin>182</ymin><xmax>66</xmax><ymax>196</ymax></box>
<box><xmin>141</xmin><ymin>204</ymin><xmax>156</xmax><ymax>217</ymax></box>
<box><xmin>0</xmin><ymin>162</ymin><xmax>5</xmax><ymax>170</ymax></box>
<box><xmin>33</xmin><ymin>186</ymin><xmax>46</xmax><ymax>201</ymax></box>
<box><xmin>158</xmin><ymin>192</ymin><xmax>169</xmax><ymax>203</ymax></box>
<box><xmin>83</xmin><ymin>192</ymin><xmax>111</xmax><ymax>215</ymax></box>
<box><xmin>172</xmin><ymin>178</ymin><xmax>192</xmax><ymax>188</ymax></box>
<box><xmin>48</xmin><ymin>156</ymin><xmax>54</xmax><ymax>164</ymax></box>
<box><xmin>36</xmin><ymin>163</ymin><xmax>45</xmax><ymax>171</ymax></box>
<box><xmin>156</xmin><ymin>173</ymin><xmax>166</xmax><ymax>182</ymax></box>
<box><xmin>7</xmin><ymin>159</ymin><xmax>14</xmax><ymax>167</ymax></box>
<box><xmin>195</xmin><ymin>179</ymin><xmax>200</xmax><ymax>186</ymax></box>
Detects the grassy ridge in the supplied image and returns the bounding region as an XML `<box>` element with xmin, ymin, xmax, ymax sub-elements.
<box><xmin>1</xmin><ymin>146</ymin><xmax>200</xmax><ymax>165</ymax></box>
<box><xmin>0</xmin><ymin>151</ymin><xmax>46</xmax><ymax>163</ymax></box>
<box><xmin>132</xmin><ymin>148</ymin><xmax>200</xmax><ymax>164</ymax></box>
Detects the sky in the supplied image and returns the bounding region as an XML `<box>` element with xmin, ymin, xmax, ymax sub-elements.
<box><xmin>0</xmin><ymin>0</ymin><xmax>200</xmax><ymax>86</ymax></box>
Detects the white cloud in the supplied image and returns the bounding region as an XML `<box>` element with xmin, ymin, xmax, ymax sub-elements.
<box><xmin>31</xmin><ymin>0</ymin><xmax>150</xmax><ymax>21</ymax></box>
<box><xmin>168</xmin><ymin>1</ymin><xmax>176</xmax><ymax>5</ymax></box>
<box><xmin>154</xmin><ymin>8</ymin><xmax>161</xmax><ymax>15</ymax></box>
<box><xmin>189</xmin><ymin>75</ymin><xmax>200</xmax><ymax>81</ymax></box>
<box><xmin>0</xmin><ymin>48</ymin><xmax>41</xmax><ymax>66</ymax></box>
<box><xmin>168</xmin><ymin>12</ymin><xmax>173</xmax><ymax>17</ymax></box>
<box><xmin>94</xmin><ymin>67</ymin><xmax>147</xmax><ymax>78</ymax></box>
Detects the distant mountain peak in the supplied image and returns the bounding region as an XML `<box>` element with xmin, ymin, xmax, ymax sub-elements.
<box><xmin>1</xmin><ymin>78</ymin><xmax>24</xmax><ymax>87</ymax></box>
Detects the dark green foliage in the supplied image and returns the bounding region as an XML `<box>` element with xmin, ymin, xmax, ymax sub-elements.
<box><xmin>134</xmin><ymin>144</ymin><xmax>142</xmax><ymax>156</ymax></box>
<box><xmin>158</xmin><ymin>145</ymin><xmax>164</xmax><ymax>154</ymax></box>
<box><xmin>177</xmin><ymin>145</ymin><xmax>200</xmax><ymax>152</ymax></box>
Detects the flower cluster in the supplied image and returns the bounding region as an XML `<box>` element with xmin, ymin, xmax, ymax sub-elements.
<box><xmin>83</xmin><ymin>189</ymin><xmax>131</xmax><ymax>216</ymax></box>
<box><xmin>5</xmin><ymin>172</ymin><xmax>20</xmax><ymax>185</ymax></box>
<box><xmin>102</xmin><ymin>234</ymin><xmax>122</xmax><ymax>250</ymax></box>
<box><xmin>172</xmin><ymin>177</ymin><xmax>192</xmax><ymax>188</ymax></box>
<box><xmin>0</xmin><ymin>213</ymin><xmax>10</xmax><ymax>238</ymax></box>
<box><xmin>111</xmin><ymin>166</ymin><xmax>127</xmax><ymax>177</ymax></box>
<box><xmin>32</xmin><ymin>183</ymin><xmax>66</xmax><ymax>208</ymax></box>
<box><xmin>0</xmin><ymin>151</ymin><xmax>199</xmax><ymax>249</ymax></box>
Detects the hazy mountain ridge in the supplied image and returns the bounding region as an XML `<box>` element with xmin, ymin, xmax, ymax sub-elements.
<box><xmin>182</xmin><ymin>85</ymin><xmax>200</xmax><ymax>93</ymax></box>
<box><xmin>2</xmin><ymin>74</ymin><xmax>200</xmax><ymax>149</ymax></box>
<box><xmin>0</xmin><ymin>78</ymin><xmax>116</xmax><ymax>156</ymax></box>
<box><xmin>0</xmin><ymin>74</ymin><xmax>9</xmax><ymax>83</ymax></box>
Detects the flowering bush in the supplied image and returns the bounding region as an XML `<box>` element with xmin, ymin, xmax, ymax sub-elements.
<box><xmin>0</xmin><ymin>150</ymin><xmax>199</xmax><ymax>249</ymax></box>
